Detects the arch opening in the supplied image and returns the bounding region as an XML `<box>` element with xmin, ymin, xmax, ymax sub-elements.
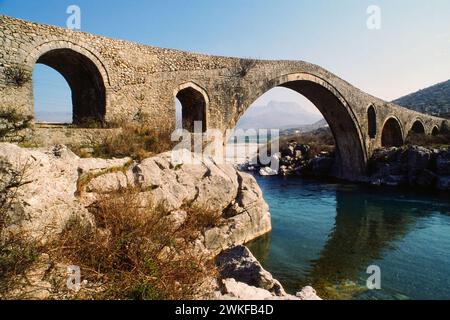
<box><xmin>233</xmin><ymin>75</ymin><xmax>367</xmax><ymax>180</ymax></box>
<box><xmin>176</xmin><ymin>86</ymin><xmax>207</xmax><ymax>133</ymax></box>
<box><xmin>34</xmin><ymin>48</ymin><xmax>106</xmax><ymax>125</ymax></box>
<box><xmin>381</xmin><ymin>118</ymin><xmax>403</xmax><ymax>147</ymax></box>
<box><xmin>33</xmin><ymin>64</ymin><xmax>72</xmax><ymax>123</ymax></box>
<box><xmin>367</xmin><ymin>105</ymin><xmax>377</xmax><ymax>139</ymax></box>
<box><xmin>432</xmin><ymin>126</ymin><xmax>440</xmax><ymax>136</ymax></box>
<box><xmin>410</xmin><ymin>120</ymin><xmax>425</xmax><ymax>135</ymax></box>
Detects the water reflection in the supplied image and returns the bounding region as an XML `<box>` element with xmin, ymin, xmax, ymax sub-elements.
<box><xmin>247</xmin><ymin>177</ymin><xmax>450</xmax><ymax>300</ymax></box>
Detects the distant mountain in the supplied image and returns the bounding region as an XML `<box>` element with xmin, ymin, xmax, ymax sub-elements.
<box><xmin>280</xmin><ymin>118</ymin><xmax>328</xmax><ymax>136</ymax></box>
<box><xmin>393</xmin><ymin>79</ymin><xmax>450</xmax><ymax>119</ymax></box>
<box><xmin>35</xmin><ymin>111</ymin><xmax>72</xmax><ymax>123</ymax></box>
<box><xmin>236</xmin><ymin>101</ymin><xmax>323</xmax><ymax>130</ymax></box>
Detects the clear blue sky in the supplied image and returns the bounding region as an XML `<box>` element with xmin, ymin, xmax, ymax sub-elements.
<box><xmin>1</xmin><ymin>0</ymin><xmax>450</xmax><ymax>121</ymax></box>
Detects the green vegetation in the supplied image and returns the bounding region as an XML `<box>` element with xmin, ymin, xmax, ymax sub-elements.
<box><xmin>394</xmin><ymin>79</ymin><xmax>450</xmax><ymax>118</ymax></box>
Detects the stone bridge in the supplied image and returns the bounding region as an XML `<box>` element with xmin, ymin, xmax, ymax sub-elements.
<box><xmin>0</xmin><ymin>15</ymin><xmax>446</xmax><ymax>180</ymax></box>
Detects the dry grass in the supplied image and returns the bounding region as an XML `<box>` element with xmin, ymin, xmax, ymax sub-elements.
<box><xmin>405</xmin><ymin>132</ymin><xmax>450</xmax><ymax>148</ymax></box>
<box><xmin>1</xmin><ymin>158</ymin><xmax>221</xmax><ymax>299</ymax></box>
<box><xmin>53</xmin><ymin>187</ymin><xmax>220</xmax><ymax>300</ymax></box>
<box><xmin>88</xmin><ymin>121</ymin><xmax>177</xmax><ymax>161</ymax></box>
<box><xmin>0</xmin><ymin>236</ymin><xmax>41</xmax><ymax>297</ymax></box>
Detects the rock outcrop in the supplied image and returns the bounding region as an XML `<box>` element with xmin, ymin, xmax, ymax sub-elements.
<box><xmin>242</xmin><ymin>141</ymin><xmax>335</xmax><ymax>178</ymax></box>
<box><xmin>367</xmin><ymin>145</ymin><xmax>450</xmax><ymax>190</ymax></box>
<box><xmin>0</xmin><ymin>143</ymin><xmax>323</xmax><ymax>300</ymax></box>
<box><xmin>0</xmin><ymin>143</ymin><xmax>271</xmax><ymax>249</ymax></box>
<box><xmin>210</xmin><ymin>246</ymin><xmax>321</xmax><ymax>300</ymax></box>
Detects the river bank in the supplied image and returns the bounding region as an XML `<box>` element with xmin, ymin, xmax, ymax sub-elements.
<box><xmin>240</xmin><ymin>141</ymin><xmax>450</xmax><ymax>191</ymax></box>
<box><xmin>0</xmin><ymin>143</ymin><xmax>319</xmax><ymax>300</ymax></box>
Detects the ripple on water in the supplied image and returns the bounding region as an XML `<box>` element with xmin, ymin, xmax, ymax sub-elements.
<box><xmin>247</xmin><ymin>176</ymin><xmax>450</xmax><ymax>300</ymax></box>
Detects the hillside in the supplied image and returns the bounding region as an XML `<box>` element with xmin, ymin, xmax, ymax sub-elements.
<box><xmin>393</xmin><ymin>79</ymin><xmax>450</xmax><ymax>119</ymax></box>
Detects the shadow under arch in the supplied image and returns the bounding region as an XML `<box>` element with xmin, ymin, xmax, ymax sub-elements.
<box><xmin>174</xmin><ymin>81</ymin><xmax>210</xmax><ymax>133</ymax></box>
<box><xmin>381</xmin><ymin>116</ymin><xmax>404</xmax><ymax>147</ymax></box>
<box><xmin>26</xmin><ymin>40</ymin><xmax>110</xmax><ymax>125</ymax></box>
<box><xmin>235</xmin><ymin>73</ymin><xmax>367</xmax><ymax>180</ymax></box>
<box><xmin>409</xmin><ymin>119</ymin><xmax>426</xmax><ymax>135</ymax></box>
<box><xmin>432</xmin><ymin>126</ymin><xmax>440</xmax><ymax>136</ymax></box>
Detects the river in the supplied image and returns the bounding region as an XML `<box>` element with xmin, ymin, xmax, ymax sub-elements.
<box><xmin>247</xmin><ymin>176</ymin><xmax>450</xmax><ymax>300</ymax></box>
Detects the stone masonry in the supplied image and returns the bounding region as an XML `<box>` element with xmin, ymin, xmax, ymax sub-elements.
<box><xmin>0</xmin><ymin>15</ymin><xmax>446</xmax><ymax>180</ymax></box>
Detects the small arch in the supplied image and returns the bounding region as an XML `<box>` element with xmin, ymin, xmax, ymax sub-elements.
<box><xmin>410</xmin><ymin>120</ymin><xmax>425</xmax><ymax>134</ymax></box>
<box><xmin>367</xmin><ymin>105</ymin><xmax>377</xmax><ymax>139</ymax></box>
<box><xmin>432</xmin><ymin>126</ymin><xmax>440</xmax><ymax>136</ymax></box>
<box><xmin>174</xmin><ymin>82</ymin><xmax>209</xmax><ymax>133</ymax></box>
<box><xmin>381</xmin><ymin>117</ymin><xmax>404</xmax><ymax>147</ymax></box>
<box><xmin>26</xmin><ymin>40</ymin><xmax>110</xmax><ymax>125</ymax></box>
<box><xmin>34</xmin><ymin>48</ymin><xmax>106</xmax><ymax>124</ymax></box>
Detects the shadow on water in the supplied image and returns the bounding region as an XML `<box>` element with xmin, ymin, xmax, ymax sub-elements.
<box><xmin>247</xmin><ymin>176</ymin><xmax>450</xmax><ymax>300</ymax></box>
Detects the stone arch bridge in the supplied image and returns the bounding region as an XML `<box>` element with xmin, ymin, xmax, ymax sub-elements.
<box><xmin>0</xmin><ymin>15</ymin><xmax>446</xmax><ymax>180</ymax></box>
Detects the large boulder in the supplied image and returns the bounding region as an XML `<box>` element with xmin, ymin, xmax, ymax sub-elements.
<box><xmin>0</xmin><ymin>144</ymin><xmax>271</xmax><ymax>248</ymax></box>
<box><xmin>436</xmin><ymin>150</ymin><xmax>450</xmax><ymax>175</ymax></box>
<box><xmin>213</xmin><ymin>246</ymin><xmax>321</xmax><ymax>300</ymax></box>
<box><xmin>259</xmin><ymin>167</ymin><xmax>278</xmax><ymax>176</ymax></box>
<box><xmin>407</xmin><ymin>146</ymin><xmax>432</xmax><ymax>176</ymax></box>
<box><xmin>216</xmin><ymin>245</ymin><xmax>285</xmax><ymax>296</ymax></box>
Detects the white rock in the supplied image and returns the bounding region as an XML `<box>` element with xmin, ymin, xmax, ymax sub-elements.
<box><xmin>296</xmin><ymin>286</ymin><xmax>322</xmax><ymax>300</ymax></box>
<box><xmin>259</xmin><ymin>167</ymin><xmax>278</xmax><ymax>176</ymax></box>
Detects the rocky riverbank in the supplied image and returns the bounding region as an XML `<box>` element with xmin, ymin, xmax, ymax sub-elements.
<box><xmin>0</xmin><ymin>143</ymin><xmax>320</xmax><ymax>300</ymax></box>
<box><xmin>242</xmin><ymin>139</ymin><xmax>450</xmax><ymax>192</ymax></box>
<box><xmin>367</xmin><ymin>145</ymin><xmax>450</xmax><ymax>190</ymax></box>
<box><xmin>240</xmin><ymin>140</ymin><xmax>335</xmax><ymax>178</ymax></box>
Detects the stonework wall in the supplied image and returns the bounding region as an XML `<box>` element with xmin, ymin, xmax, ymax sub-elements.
<box><xmin>0</xmin><ymin>15</ymin><xmax>446</xmax><ymax>180</ymax></box>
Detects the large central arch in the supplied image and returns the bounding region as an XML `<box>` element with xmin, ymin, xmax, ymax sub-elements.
<box><xmin>237</xmin><ymin>73</ymin><xmax>367</xmax><ymax>180</ymax></box>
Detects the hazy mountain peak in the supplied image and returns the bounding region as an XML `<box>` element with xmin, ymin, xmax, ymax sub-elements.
<box><xmin>236</xmin><ymin>100</ymin><xmax>323</xmax><ymax>130</ymax></box>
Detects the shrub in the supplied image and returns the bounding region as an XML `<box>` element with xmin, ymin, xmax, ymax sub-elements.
<box><xmin>54</xmin><ymin>187</ymin><xmax>219</xmax><ymax>300</ymax></box>
<box><xmin>0</xmin><ymin>159</ymin><xmax>39</xmax><ymax>298</ymax></box>
<box><xmin>405</xmin><ymin>132</ymin><xmax>450</xmax><ymax>148</ymax></box>
<box><xmin>233</xmin><ymin>59</ymin><xmax>257</xmax><ymax>78</ymax></box>
<box><xmin>3</xmin><ymin>66</ymin><xmax>31</xmax><ymax>87</ymax></box>
<box><xmin>0</xmin><ymin>108</ymin><xmax>33</xmax><ymax>142</ymax></box>
<box><xmin>0</xmin><ymin>158</ymin><xmax>33</xmax><ymax>232</ymax></box>
<box><xmin>442</xmin><ymin>121</ymin><xmax>450</xmax><ymax>134</ymax></box>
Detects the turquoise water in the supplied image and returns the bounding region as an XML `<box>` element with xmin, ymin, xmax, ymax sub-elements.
<box><xmin>247</xmin><ymin>176</ymin><xmax>450</xmax><ymax>300</ymax></box>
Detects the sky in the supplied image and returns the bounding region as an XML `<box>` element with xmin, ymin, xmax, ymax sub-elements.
<box><xmin>1</xmin><ymin>0</ymin><xmax>450</xmax><ymax>122</ymax></box>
